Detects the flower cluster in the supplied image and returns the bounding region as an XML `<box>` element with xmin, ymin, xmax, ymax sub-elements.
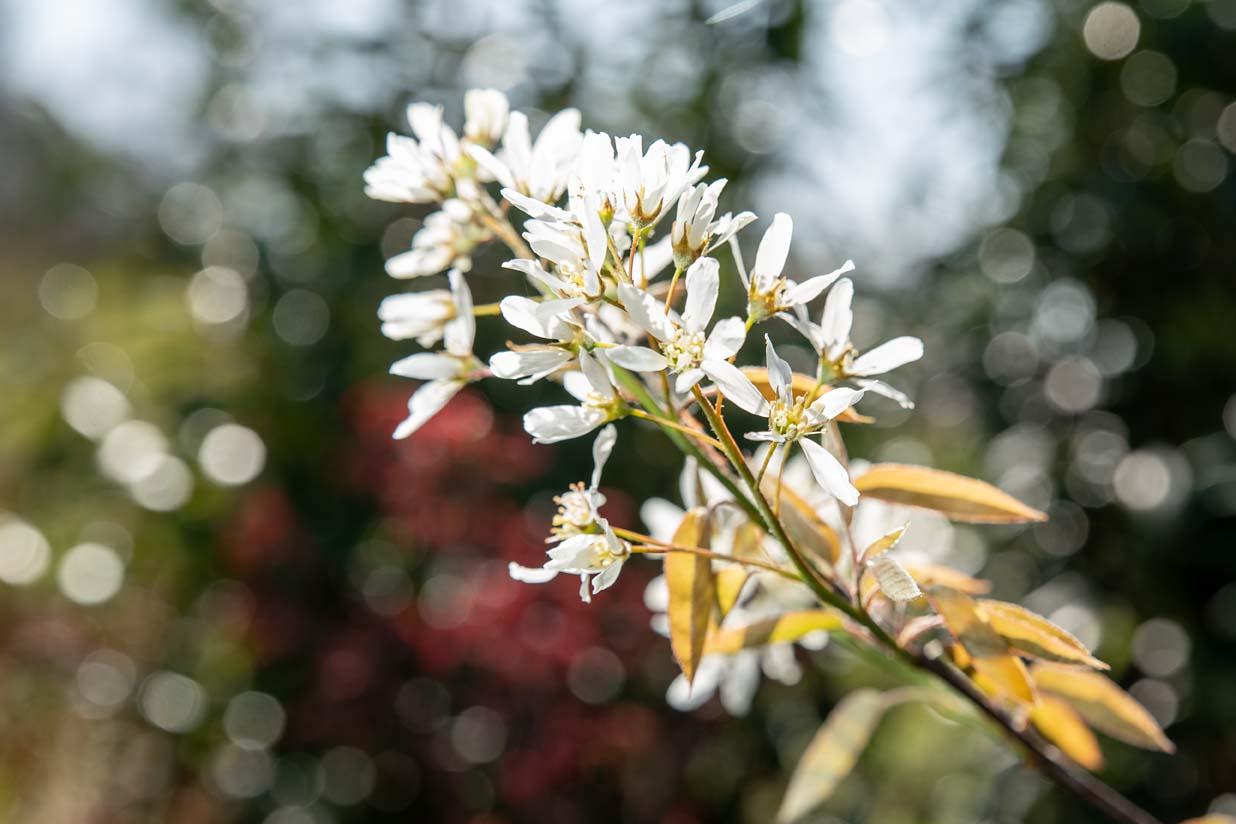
<box><xmin>365</xmin><ymin>93</ymin><xmax>1177</xmax><ymax>821</ymax></box>
<box><xmin>366</xmin><ymin>88</ymin><xmax>921</xmax><ymax>595</ymax></box>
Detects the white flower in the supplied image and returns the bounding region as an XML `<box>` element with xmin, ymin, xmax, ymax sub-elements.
<box><xmin>618</xmin><ymin>257</ymin><xmax>746</xmax><ymax>394</ymax></box>
<box><xmin>613</xmin><ymin>134</ymin><xmax>707</xmax><ymax>227</ymax></box>
<box><xmin>490</xmin><ymin>294</ymin><xmax>665</xmax><ymax>384</ymax></box>
<box><xmin>466</xmin><ymin>109</ymin><xmax>583</xmax><ymax>204</ymax></box>
<box><xmin>364</xmin><ymin>102</ymin><xmax>463</xmax><ymax>204</ymax></box>
<box><xmin>671</xmin><ymin>180</ymin><xmax>756</xmax><ymax>267</ymax></box>
<box><xmin>522</xmin><ymin>350</ymin><xmax>627</xmax><ymax>444</ymax></box>
<box><xmin>377</xmin><ymin>264</ymin><xmax>473</xmax><ymax>346</ymax></box>
<box><xmin>785</xmin><ymin>277</ymin><xmax>924</xmax><ymax>407</ymax></box>
<box><xmin>707</xmin><ymin>337</ymin><xmax>864</xmax><ymax>506</ymax></box>
<box><xmin>741</xmin><ymin>213</ymin><xmax>855</xmax><ymax>323</ymax></box>
<box><xmin>506</xmin><ymin>186</ymin><xmax>610</xmax><ymax>300</ymax></box>
<box><xmin>549</xmin><ymin>423</ymin><xmax>618</xmax><ymax>542</ymax></box>
<box><xmin>509</xmin><ymin>510</ymin><xmax>630</xmax><ymax>603</ymax></box>
<box><xmin>387</xmin><ymin>270</ymin><xmax>478</xmax><ymax>439</ymax></box>
<box><xmin>385</xmin><ymin>200</ymin><xmax>483</xmax><ymax>279</ymax></box>
<box><xmin>463</xmin><ymin>88</ymin><xmax>509</xmax><ymax>147</ymax></box>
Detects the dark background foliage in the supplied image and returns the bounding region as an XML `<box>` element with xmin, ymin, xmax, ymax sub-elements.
<box><xmin>0</xmin><ymin>0</ymin><xmax>1233</xmax><ymax>822</ymax></box>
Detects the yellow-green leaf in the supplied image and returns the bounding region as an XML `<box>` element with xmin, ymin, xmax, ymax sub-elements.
<box><xmin>715</xmin><ymin>567</ymin><xmax>749</xmax><ymax>617</ymax></box>
<box><xmin>904</xmin><ymin>562</ymin><xmax>991</xmax><ymax>594</ymax></box>
<box><xmin>868</xmin><ymin>555</ymin><xmax>922</xmax><ymax>602</ymax></box>
<box><xmin>764</xmin><ymin>480</ymin><xmax>842</xmax><ymax>567</ymax></box>
<box><xmin>854</xmin><ymin>464</ymin><xmax>1048</xmax><ymax>524</ymax></box>
<box><xmin>742</xmin><ymin>367</ymin><xmax>873</xmax><ymax>424</ymax></box>
<box><xmin>859</xmin><ymin>523</ymin><xmax>907</xmax><ymax>566</ymax></box>
<box><xmin>1032</xmin><ymin>695</ymin><xmax>1104</xmax><ymax>771</ymax></box>
<box><xmin>929</xmin><ymin>588</ymin><xmax>1036</xmax><ymax>706</ymax></box>
<box><xmin>665</xmin><ymin>508</ymin><xmax>714</xmax><ymax>684</ymax></box>
<box><xmin>777</xmin><ymin>690</ymin><xmax>888</xmax><ymax>823</ymax></box>
<box><xmin>706</xmin><ymin>609</ymin><xmax>844</xmax><ymax>655</ymax></box>
<box><xmin>1031</xmin><ymin>662</ymin><xmax>1174</xmax><ymax>753</ymax></box>
<box><xmin>979</xmin><ymin>599</ymin><xmax>1108</xmax><ymax>670</ymax></box>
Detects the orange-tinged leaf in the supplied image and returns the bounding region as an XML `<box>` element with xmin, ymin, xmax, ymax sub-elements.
<box><xmin>776</xmin><ymin>690</ymin><xmax>887</xmax><ymax>823</ymax></box>
<box><xmin>743</xmin><ymin>367</ymin><xmax>872</xmax><ymax>424</ymax></box>
<box><xmin>715</xmin><ymin>567</ymin><xmax>749</xmax><ymax>617</ymax></box>
<box><xmin>929</xmin><ymin>588</ymin><xmax>1036</xmax><ymax>706</ymax></box>
<box><xmin>665</xmin><ymin>508</ymin><xmax>714</xmax><ymax>684</ymax></box>
<box><xmin>971</xmin><ymin>656</ymin><xmax>1037</xmax><ymax>707</ymax></box>
<box><xmin>1032</xmin><ymin>695</ymin><xmax>1104</xmax><ymax>770</ymax></box>
<box><xmin>1031</xmin><ymin>662</ymin><xmax>1175</xmax><ymax>753</ymax></box>
<box><xmin>1178</xmin><ymin>817</ymin><xmax>1236</xmax><ymax>824</ymax></box>
<box><xmin>706</xmin><ymin>609</ymin><xmax>844</xmax><ymax>655</ymax></box>
<box><xmin>979</xmin><ymin>599</ymin><xmax>1108</xmax><ymax>670</ymax></box>
<box><xmin>904</xmin><ymin>563</ymin><xmax>991</xmax><ymax>595</ymax></box>
<box><xmin>764</xmin><ymin>480</ymin><xmax>842</xmax><ymax>567</ymax></box>
<box><xmin>859</xmin><ymin>524</ymin><xmax>908</xmax><ymax>566</ymax></box>
<box><xmin>854</xmin><ymin>464</ymin><xmax>1048</xmax><ymax>524</ymax></box>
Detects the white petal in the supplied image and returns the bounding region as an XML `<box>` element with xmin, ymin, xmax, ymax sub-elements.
<box><xmin>705</xmin><ymin>210</ymin><xmax>757</xmax><ymax>252</ymax></box>
<box><xmin>806</xmin><ymin>387</ymin><xmax>865</xmax><ymax>424</ymax></box>
<box><xmin>386</xmin><ymin>247</ymin><xmax>451</xmax><ymax>278</ymax></box>
<box><xmin>501</xmin><ymin>187</ymin><xmax>572</xmax><ymax>220</ymax></box>
<box><xmin>640</xmin><ymin>498</ymin><xmax>685</xmax><ymax>543</ymax></box>
<box><xmin>855</xmin><ymin>379</ymin><xmax>915</xmax><ymax>409</ymax></box>
<box><xmin>617</xmin><ymin>284</ymin><xmax>675</xmax><ymax>341</ymax></box>
<box><xmin>489</xmin><ymin>349</ymin><xmax>572</xmax><ymax>382</ymax></box>
<box><xmin>464</xmin><ymin>144</ymin><xmax>516</xmax><ymax>190</ymax></box>
<box><xmin>703</xmin><ymin>317</ymin><xmax>746</xmax><ymax>362</ymax></box>
<box><xmin>718</xmin><ymin>652</ymin><xmax>761</xmax><ymax>716</ymax></box>
<box><xmin>578</xmin><ymin>350</ymin><xmax>614</xmax><ymax>396</ymax></box>
<box><xmin>764</xmin><ymin>336</ymin><xmax>793</xmax><ymax>403</ymax></box>
<box><xmin>850</xmin><ymin>337</ymin><xmax>924</xmax><ymax>377</ymax></box>
<box><xmin>393</xmin><ymin>380</ymin><xmax>462</xmax><ymax>439</ymax></box>
<box><xmin>819</xmin><ymin>277</ymin><xmax>854</xmax><ymax>356</ymax></box>
<box><xmin>499</xmin><ymin>295</ymin><xmax>582</xmax><ymax>339</ymax></box>
<box><xmin>702</xmin><ymin>360</ymin><xmax>768</xmax><ymax>415</ymax></box>
<box><xmin>674</xmin><ymin>369</ymin><xmax>705</xmax><ymax>394</ymax></box>
<box><xmin>682</xmin><ymin>257</ymin><xmax>719</xmax><ymax>333</ymax></box>
<box><xmin>508</xmin><ymin>562</ymin><xmax>559</xmax><ymax>584</ymax></box>
<box><xmin>390</xmin><ymin>353</ymin><xmax>459</xmax><ymax>380</ymax></box>
<box><xmin>443</xmin><ymin>270</ymin><xmax>474</xmax><ymax>356</ymax></box>
<box><xmin>643</xmin><ymin>574</ymin><xmax>669</xmax><ymax>612</ymax></box>
<box><xmin>799</xmin><ymin>438</ymin><xmax>859</xmax><ymax>506</ymax></box>
<box><xmin>591</xmin><ymin>559</ymin><xmax>625</xmax><ymax>594</ymax></box>
<box><xmin>523</xmin><ymin>405</ymin><xmax>609</xmax><ymax>443</ymax></box>
<box><xmin>750</xmin><ymin>212</ymin><xmax>792</xmax><ymax>291</ymax></box>
<box><xmin>744</xmin><ymin>430</ymin><xmax>782</xmax><ymax>443</ymax></box>
<box><xmin>591</xmin><ymin>424</ymin><xmax>618</xmax><ymax>488</ymax></box>
<box><xmin>781</xmin><ymin>259</ymin><xmax>855</xmax><ymax>307</ymax></box>
<box><xmin>603</xmin><ymin>345</ymin><xmax>667</xmax><ymax>372</ymax></box>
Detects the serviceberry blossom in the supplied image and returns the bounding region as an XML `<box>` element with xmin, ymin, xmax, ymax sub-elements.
<box><xmin>509</xmin><ymin>426</ymin><xmax>629</xmax><ymax>602</ymax></box>
<box><xmin>709</xmin><ymin>337</ymin><xmax>864</xmax><ymax>506</ymax></box>
<box><xmin>522</xmin><ymin>351</ymin><xmax>628</xmax><ymax>444</ymax></box>
<box><xmin>618</xmin><ymin>258</ymin><xmax>747</xmax><ymax>394</ymax></box>
<box><xmin>489</xmin><ymin>295</ymin><xmax>665</xmax><ymax>385</ymax></box>
<box><xmin>378</xmin><ymin>258</ymin><xmax>474</xmax><ymax>346</ymax></box>
<box><xmin>785</xmin><ymin>276</ymin><xmax>924</xmax><ymax>407</ymax></box>
<box><xmin>385</xmin><ymin>200</ymin><xmax>485</xmax><ymax>279</ymax></box>
<box><xmin>613</xmin><ymin>135</ymin><xmax>707</xmax><ymax>228</ymax></box>
<box><xmin>387</xmin><ymin>270</ymin><xmax>479</xmax><ymax>439</ymax></box>
<box><xmin>741</xmin><ymin>213</ymin><xmax>856</xmax><ymax>325</ymax></box>
<box><xmin>670</xmin><ymin>180</ymin><xmax>756</xmax><ymax>269</ymax></box>
<box><xmin>467</xmin><ymin>109</ymin><xmax>583</xmax><ymax>203</ymax></box>
<box><xmin>364</xmin><ymin>90</ymin><xmax>1151</xmax><ymax>823</ymax></box>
